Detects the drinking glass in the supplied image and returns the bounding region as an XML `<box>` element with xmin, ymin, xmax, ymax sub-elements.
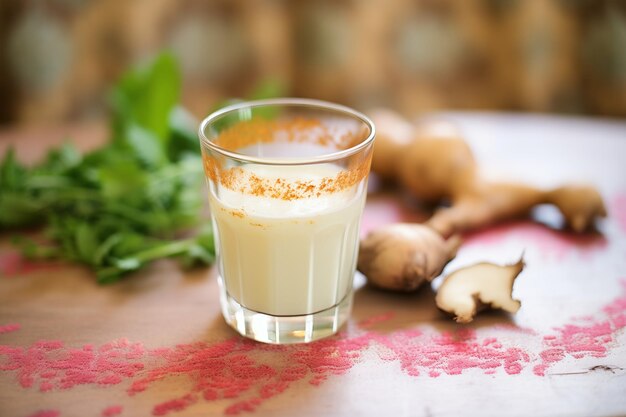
<box><xmin>198</xmin><ymin>98</ymin><xmax>375</xmax><ymax>344</ymax></box>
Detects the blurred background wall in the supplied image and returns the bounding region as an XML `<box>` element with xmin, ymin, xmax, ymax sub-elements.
<box><xmin>1</xmin><ymin>0</ymin><xmax>625</xmax><ymax>127</ymax></box>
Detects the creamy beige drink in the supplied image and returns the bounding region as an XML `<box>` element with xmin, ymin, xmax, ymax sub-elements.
<box><xmin>199</xmin><ymin>99</ymin><xmax>374</xmax><ymax>343</ymax></box>
<box><xmin>209</xmin><ymin>162</ymin><xmax>366</xmax><ymax>316</ymax></box>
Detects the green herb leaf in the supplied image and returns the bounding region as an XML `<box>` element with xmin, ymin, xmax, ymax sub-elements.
<box><xmin>0</xmin><ymin>53</ymin><xmax>277</xmax><ymax>283</ymax></box>
<box><xmin>112</xmin><ymin>52</ymin><xmax>181</xmax><ymax>145</ymax></box>
<box><xmin>75</xmin><ymin>222</ymin><xmax>98</xmax><ymax>264</ymax></box>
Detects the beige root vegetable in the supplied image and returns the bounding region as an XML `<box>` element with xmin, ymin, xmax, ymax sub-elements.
<box><xmin>367</xmin><ymin>108</ymin><xmax>607</xmax><ymax>237</ymax></box>
<box><xmin>358</xmin><ymin>224</ymin><xmax>461</xmax><ymax>291</ymax></box>
<box><xmin>368</xmin><ymin>109</ymin><xmax>415</xmax><ymax>180</ymax></box>
<box><xmin>356</xmin><ymin>108</ymin><xmax>606</xmax><ymax>318</ymax></box>
<box><xmin>435</xmin><ymin>258</ymin><xmax>524</xmax><ymax>323</ymax></box>
<box><xmin>427</xmin><ymin>183</ymin><xmax>607</xmax><ymax>237</ymax></box>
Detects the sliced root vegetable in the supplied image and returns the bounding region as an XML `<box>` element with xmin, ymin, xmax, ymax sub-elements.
<box><xmin>358</xmin><ymin>223</ymin><xmax>461</xmax><ymax>291</ymax></box>
<box><xmin>435</xmin><ymin>258</ymin><xmax>524</xmax><ymax>323</ymax></box>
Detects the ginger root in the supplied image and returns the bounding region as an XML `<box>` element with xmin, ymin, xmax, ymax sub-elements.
<box><xmin>367</xmin><ymin>109</ymin><xmax>607</xmax><ymax>236</ymax></box>
<box><xmin>358</xmin><ymin>224</ymin><xmax>461</xmax><ymax>291</ymax></box>
<box><xmin>369</xmin><ymin>109</ymin><xmax>414</xmax><ymax>180</ymax></box>
<box><xmin>435</xmin><ymin>258</ymin><xmax>524</xmax><ymax>323</ymax></box>
<box><xmin>356</xmin><ymin>108</ymin><xmax>605</xmax><ymax>305</ymax></box>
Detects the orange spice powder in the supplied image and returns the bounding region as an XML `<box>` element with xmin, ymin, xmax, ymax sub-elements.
<box><xmin>202</xmin><ymin>117</ymin><xmax>372</xmax><ymax>200</ymax></box>
<box><xmin>213</xmin><ymin>118</ymin><xmax>336</xmax><ymax>151</ymax></box>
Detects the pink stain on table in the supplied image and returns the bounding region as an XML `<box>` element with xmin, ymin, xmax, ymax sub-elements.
<box><xmin>463</xmin><ymin>221</ymin><xmax>607</xmax><ymax>260</ymax></box>
<box><xmin>612</xmin><ymin>193</ymin><xmax>626</xmax><ymax>235</ymax></box>
<box><xmin>533</xmin><ymin>280</ymin><xmax>626</xmax><ymax>376</ymax></box>
<box><xmin>153</xmin><ymin>395</ymin><xmax>198</xmax><ymax>416</ymax></box>
<box><xmin>102</xmin><ymin>405</ymin><xmax>123</xmax><ymax>417</ymax></box>
<box><xmin>128</xmin><ymin>338</ymin><xmax>269</xmax><ymax>415</ymax></box>
<box><xmin>2</xmin><ymin>283</ymin><xmax>626</xmax><ymax>416</ymax></box>
<box><xmin>374</xmin><ymin>328</ymin><xmax>529</xmax><ymax>377</ymax></box>
<box><xmin>128</xmin><ymin>333</ymin><xmax>375</xmax><ymax>415</ymax></box>
<box><xmin>0</xmin><ymin>250</ymin><xmax>61</xmax><ymax>278</ymax></box>
<box><xmin>0</xmin><ymin>338</ymin><xmax>145</xmax><ymax>392</ymax></box>
<box><xmin>0</xmin><ymin>323</ymin><xmax>21</xmax><ymax>334</ymax></box>
<box><xmin>26</xmin><ymin>411</ymin><xmax>60</xmax><ymax>417</ymax></box>
<box><xmin>357</xmin><ymin>312</ymin><xmax>396</xmax><ymax>328</ymax></box>
<box><xmin>359</xmin><ymin>196</ymin><xmax>427</xmax><ymax>238</ymax></box>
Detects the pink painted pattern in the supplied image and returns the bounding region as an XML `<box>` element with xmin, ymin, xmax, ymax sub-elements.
<box><xmin>2</xmin><ymin>283</ymin><xmax>626</xmax><ymax>416</ymax></box>
<box><xmin>463</xmin><ymin>221</ymin><xmax>607</xmax><ymax>260</ymax></box>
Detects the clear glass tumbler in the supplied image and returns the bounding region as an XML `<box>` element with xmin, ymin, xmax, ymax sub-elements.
<box><xmin>198</xmin><ymin>98</ymin><xmax>375</xmax><ymax>344</ymax></box>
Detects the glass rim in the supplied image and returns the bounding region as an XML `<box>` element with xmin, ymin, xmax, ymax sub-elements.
<box><xmin>198</xmin><ymin>98</ymin><xmax>376</xmax><ymax>165</ymax></box>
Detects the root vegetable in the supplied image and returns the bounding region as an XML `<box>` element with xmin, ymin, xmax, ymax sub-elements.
<box><xmin>369</xmin><ymin>109</ymin><xmax>414</xmax><ymax>180</ymax></box>
<box><xmin>358</xmin><ymin>224</ymin><xmax>461</xmax><ymax>291</ymax></box>
<box><xmin>545</xmin><ymin>185</ymin><xmax>607</xmax><ymax>233</ymax></box>
<box><xmin>435</xmin><ymin>258</ymin><xmax>524</xmax><ymax>323</ymax></box>
<box><xmin>368</xmin><ymin>109</ymin><xmax>607</xmax><ymax>236</ymax></box>
<box><xmin>357</xmin><ymin>108</ymin><xmax>606</xmax><ymax>318</ymax></box>
<box><xmin>426</xmin><ymin>183</ymin><xmax>607</xmax><ymax>237</ymax></box>
<box><xmin>397</xmin><ymin>121</ymin><xmax>477</xmax><ymax>203</ymax></box>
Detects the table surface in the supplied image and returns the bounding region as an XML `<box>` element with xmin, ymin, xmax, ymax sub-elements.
<box><xmin>1</xmin><ymin>113</ymin><xmax>625</xmax><ymax>417</ymax></box>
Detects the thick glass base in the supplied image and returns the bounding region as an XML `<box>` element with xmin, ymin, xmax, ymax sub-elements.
<box><xmin>218</xmin><ymin>277</ymin><xmax>353</xmax><ymax>344</ymax></box>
